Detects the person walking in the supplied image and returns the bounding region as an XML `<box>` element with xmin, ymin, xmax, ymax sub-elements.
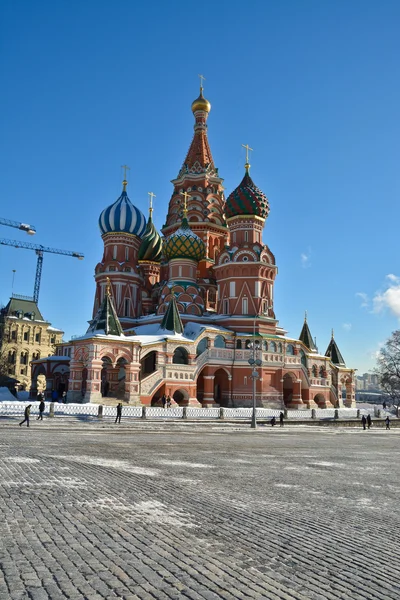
<box><xmin>361</xmin><ymin>414</ymin><xmax>367</xmax><ymax>430</ymax></box>
<box><xmin>37</xmin><ymin>398</ymin><xmax>45</xmax><ymax>420</ymax></box>
<box><xmin>166</xmin><ymin>394</ymin><xmax>172</xmax><ymax>408</ymax></box>
<box><xmin>115</xmin><ymin>403</ymin><xmax>122</xmax><ymax>424</ymax></box>
<box><xmin>62</xmin><ymin>391</ymin><xmax>67</xmax><ymax>403</ymax></box>
<box><xmin>385</xmin><ymin>416</ymin><xmax>390</xmax><ymax>430</ymax></box>
<box><xmin>19</xmin><ymin>405</ymin><xmax>32</xmax><ymax>427</ymax></box>
<box><xmin>270</xmin><ymin>416</ymin><xmax>276</xmax><ymax>427</ymax></box>
<box><xmin>367</xmin><ymin>414</ymin><xmax>372</xmax><ymax>429</ymax></box>
<box><xmin>279</xmin><ymin>412</ymin><xmax>284</xmax><ymax>427</ymax></box>
<box><xmin>162</xmin><ymin>394</ymin><xmax>167</xmax><ymax>408</ymax></box>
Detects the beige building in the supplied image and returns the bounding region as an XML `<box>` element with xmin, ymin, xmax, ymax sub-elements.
<box><xmin>0</xmin><ymin>296</ymin><xmax>63</xmax><ymax>390</ymax></box>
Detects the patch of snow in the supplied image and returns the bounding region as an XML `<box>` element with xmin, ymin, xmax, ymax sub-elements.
<box><xmin>159</xmin><ymin>460</ymin><xmax>214</xmax><ymax>469</ymax></box>
<box><xmin>65</xmin><ymin>456</ymin><xmax>159</xmax><ymax>476</ymax></box>
<box><xmin>4</xmin><ymin>456</ymin><xmax>40</xmax><ymax>464</ymax></box>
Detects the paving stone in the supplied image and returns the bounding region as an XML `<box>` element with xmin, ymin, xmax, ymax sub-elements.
<box><xmin>1</xmin><ymin>425</ymin><xmax>400</xmax><ymax>599</ymax></box>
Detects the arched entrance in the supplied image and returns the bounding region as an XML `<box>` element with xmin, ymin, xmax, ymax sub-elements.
<box><xmin>173</xmin><ymin>388</ymin><xmax>189</xmax><ymax>406</ymax></box>
<box><xmin>140</xmin><ymin>351</ymin><xmax>157</xmax><ymax>379</ymax></box>
<box><xmin>116</xmin><ymin>357</ymin><xmax>127</xmax><ymax>399</ymax></box>
<box><xmin>101</xmin><ymin>357</ymin><xmax>112</xmax><ymax>397</ymax></box>
<box><xmin>173</xmin><ymin>347</ymin><xmax>189</xmax><ymax>364</ymax></box>
<box><xmin>81</xmin><ymin>368</ymin><xmax>88</xmax><ymax>398</ymax></box>
<box><xmin>214</xmin><ymin>369</ymin><xmax>230</xmax><ymax>407</ymax></box>
<box><xmin>283</xmin><ymin>373</ymin><xmax>295</xmax><ymax>407</ymax></box>
<box><xmin>196</xmin><ymin>371</ymin><xmax>205</xmax><ymax>404</ymax></box>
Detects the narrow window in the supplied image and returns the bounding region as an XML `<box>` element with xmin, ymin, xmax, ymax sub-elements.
<box><xmin>125</xmin><ymin>247</ymin><xmax>129</xmax><ymax>261</ymax></box>
<box><xmin>244</xmin><ymin>376</ymin><xmax>247</xmax><ymax>385</ymax></box>
<box><xmin>223</xmin><ymin>299</ymin><xmax>229</xmax><ymax>314</ymax></box>
<box><xmin>125</xmin><ymin>298</ymin><xmax>130</xmax><ymax>316</ymax></box>
<box><xmin>113</xmin><ymin>245</ymin><xmax>117</xmax><ymax>260</ymax></box>
<box><xmin>23</xmin><ymin>331</ymin><xmax>29</xmax><ymax>341</ymax></box>
<box><xmin>242</xmin><ymin>297</ymin><xmax>248</xmax><ymax>314</ymax></box>
<box><xmin>244</xmin><ymin>231</ymin><xmax>248</xmax><ymax>242</ymax></box>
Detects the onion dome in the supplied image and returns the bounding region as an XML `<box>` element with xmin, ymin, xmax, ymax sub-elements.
<box><xmin>191</xmin><ymin>87</ymin><xmax>211</xmax><ymax>114</ymax></box>
<box><xmin>164</xmin><ymin>214</ymin><xmax>205</xmax><ymax>262</ymax></box>
<box><xmin>99</xmin><ymin>180</ymin><xmax>146</xmax><ymax>237</ymax></box>
<box><xmin>138</xmin><ymin>203</ymin><xmax>162</xmax><ymax>262</ymax></box>
<box><xmin>225</xmin><ymin>167</ymin><xmax>270</xmax><ymax>220</ymax></box>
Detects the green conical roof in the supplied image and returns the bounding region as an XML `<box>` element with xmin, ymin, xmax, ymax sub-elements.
<box><xmin>160</xmin><ymin>293</ymin><xmax>184</xmax><ymax>334</ymax></box>
<box><xmin>138</xmin><ymin>214</ymin><xmax>162</xmax><ymax>262</ymax></box>
<box><xmin>87</xmin><ymin>287</ymin><xmax>123</xmax><ymax>336</ymax></box>
<box><xmin>299</xmin><ymin>317</ymin><xmax>316</xmax><ymax>352</ymax></box>
<box><xmin>325</xmin><ymin>333</ymin><xmax>345</xmax><ymax>366</ymax></box>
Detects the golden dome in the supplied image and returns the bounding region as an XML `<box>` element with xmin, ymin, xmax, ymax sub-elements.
<box><xmin>191</xmin><ymin>89</ymin><xmax>211</xmax><ymax>114</ymax></box>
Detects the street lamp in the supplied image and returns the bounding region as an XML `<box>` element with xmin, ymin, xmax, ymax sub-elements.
<box><xmin>248</xmin><ymin>340</ymin><xmax>262</xmax><ymax>428</ymax></box>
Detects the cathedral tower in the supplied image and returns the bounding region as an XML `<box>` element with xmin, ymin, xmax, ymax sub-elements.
<box><xmin>93</xmin><ymin>177</ymin><xmax>146</xmax><ymax>327</ymax></box>
<box><xmin>138</xmin><ymin>193</ymin><xmax>162</xmax><ymax>315</ymax></box>
<box><xmin>214</xmin><ymin>154</ymin><xmax>277</xmax><ymax>333</ymax></box>
<box><xmin>161</xmin><ymin>81</ymin><xmax>227</xmax><ymax>311</ymax></box>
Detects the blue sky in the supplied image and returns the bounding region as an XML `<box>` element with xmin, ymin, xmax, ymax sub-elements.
<box><xmin>1</xmin><ymin>0</ymin><xmax>400</xmax><ymax>374</ymax></box>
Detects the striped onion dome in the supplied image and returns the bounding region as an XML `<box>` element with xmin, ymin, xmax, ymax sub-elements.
<box><xmin>99</xmin><ymin>181</ymin><xmax>146</xmax><ymax>237</ymax></box>
<box><xmin>164</xmin><ymin>215</ymin><xmax>205</xmax><ymax>262</ymax></box>
<box><xmin>138</xmin><ymin>212</ymin><xmax>162</xmax><ymax>262</ymax></box>
<box><xmin>225</xmin><ymin>168</ymin><xmax>269</xmax><ymax>220</ymax></box>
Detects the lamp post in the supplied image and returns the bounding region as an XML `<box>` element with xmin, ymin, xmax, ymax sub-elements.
<box><xmin>248</xmin><ymin>340</ymin><xmax>262</xmax><ymax>429</ymax></box>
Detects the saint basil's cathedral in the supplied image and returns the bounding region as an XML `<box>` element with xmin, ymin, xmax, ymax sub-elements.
<box><xmin>33</xmin><ymin>85</ymin><xmax>356</xmax><ymax>409</ymax></box>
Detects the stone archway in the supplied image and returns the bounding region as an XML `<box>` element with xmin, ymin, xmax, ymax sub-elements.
<box><xmin>173</xmin><ymin>388</ymin><xmax>189</xmax><ymax>406</ymax></box>
<box><xmin>116</xmin><ymin>357</ymin><xmax>127</xmax><ymax>400</ymax></box>
<box><xmin>101</xmin><ymin>357</ymin><xmax>112</xmax><ymax>397</ymax></box>
<box><xmin>214</xmin><ymin>368</ymin><xmax>230</xmax><ymax>407</ymax></box>
<box><xmin>283</xmin><ymin>373</ymin><xmax>295</xmax><ymax>407</ymax></box>
<box><xmin>196</xmin><ymin>371</ymin><xmax>205</xmax><ymax>404</ymax></box>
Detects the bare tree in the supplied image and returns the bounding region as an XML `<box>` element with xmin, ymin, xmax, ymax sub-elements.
<box><xmin>375</xmin><ymin>330</ymin><xmax>400</xmax><ymax>416</ymax></box>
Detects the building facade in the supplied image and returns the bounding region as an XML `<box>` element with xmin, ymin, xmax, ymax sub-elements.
<box><xmin>0</xmin><ymin>296</ymin><xmax>63</xmax><ymax>390</ymax></box>
<box><xmin>32</xmin><ymin>86</ymin><xmax>356</xmax><ymax>408</ymax></box>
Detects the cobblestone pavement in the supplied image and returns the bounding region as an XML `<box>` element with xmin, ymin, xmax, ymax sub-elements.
<box><xmin>0</xmin><ymin>423</ymin><xmax>399</xmax><ymax>600</ymax></box>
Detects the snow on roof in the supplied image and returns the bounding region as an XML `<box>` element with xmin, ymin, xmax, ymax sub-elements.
<box><xmin>69</xmin><ymin>331</ymin><xmax>126</xmax><ymax>342</ymax></box>
<box><xmin>32</xmin><ymin>356</ymin><xmax>70</xmax><ymax>363</ymax></box>
<box><xmin>47</xmin><ymin>326</ymin><xmax>63</xmax><ymax>332</ymax></box>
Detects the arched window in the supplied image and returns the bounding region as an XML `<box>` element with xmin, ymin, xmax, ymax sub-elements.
<box><xmin>236</xmin><ymin>339</ymin><xmax>242</xmax><ymax>349</ymax></box>
<box><xmin>245</xmin><ymin>340</ymin><xmax>251</xmax><ymax>349</ymax></box>
<box><xmin>196</xmin><ymin>338</ymin><xmax>208</xmax><ymax>356</ymax></box>
<box><xmin>312</xmin><ymin>365</ymin><xmax>318</xmax><ymax>377</ymax></box>
<box><xmin>319</xmin><ymin>366</ymin><xmax>325</xmax><ymax>378</ymax></box>
<box><xmin>263</xmin><ymin>341</ymin><xmax>268</xmax><ymax>351</ymax></box>
<box><xmin>270</xmin><ymin>341</ymin><xmax>277</xmax><ymax>352</ymax></box>
<box><xmin>214</xmin><ymin>335</ymin><xmax>226</xmax><ymax>348</ymax></box>
<box><xmin>300</xmin><ymin>349</ymin><xmax>307</xmax><ymax>368</ymax></box>
<box><xmin>173</xmin><ymin>347</ymin><xmax>189</xmax><ymax>365</ymax></box>
<box><xmin>286</xmin><ymin>344</ymin><xmax>295</xmax><ymax>355</ymax></box>
<box><xmin>278</xmin><ymin>343</ymin><xmax>282</xmax><ymax>353</ymax></box>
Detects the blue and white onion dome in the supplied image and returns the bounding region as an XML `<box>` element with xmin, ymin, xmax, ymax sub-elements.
<box><xmin>99</xmin><ymin>179</ymin><xmax>147</xmax><ymax>237</ymax></box>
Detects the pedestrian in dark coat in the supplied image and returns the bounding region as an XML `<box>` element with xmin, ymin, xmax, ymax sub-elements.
<box><xmin>37</xmin><ymin>399</ymin><xmax>45</xmax><ymax>420</ymax></box>
<box><xmin>19</xmin><ymin>405</ymin><xmax>32</xmax><ymax>427</ymax></box>
<box><xmin>361</xmin><ymin>415</ymin><xmax>367</xmax><ymax>430</ymax></box>
<box><xmin>162</xmin><ymin>394</ymin><xmax>167</xmax><ymax>408</ymax></box>
<box><xmin>279</xmin><ymin>412</ymin><xmax>284</xmax><ymax>427</ymax></box>
<box><xmin>115</xmin><ymin>403</ymin><xmax>122</xmax><ymax>424</ymax></box>
<box><xmin>385</xmin><ymin>416</ymin><xmax>390</xmax><ymax>430</ymax></box>
<box><xmin>271</xmin><ymin>416</ymin><xmax>276</xmax><ymax>427</ymax></box>
<box><xmin>367</xmin><ymin>414</ymin><xmax>372</xmax><ymax>429</ymax></box>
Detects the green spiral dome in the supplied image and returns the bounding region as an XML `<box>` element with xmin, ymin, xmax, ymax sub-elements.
<box><xmin>164</xmin><ymin>217</ymin><xmax>205</xmax><ymax>262</ymax></box>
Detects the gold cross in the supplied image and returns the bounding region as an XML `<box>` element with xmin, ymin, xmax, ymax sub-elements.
<box><xmin>182</xmin><ymin>191</ymin><xmax>191</xmax><ymax>216</ymax></box>
<box><xmin>121</xmin><ymin>165</ymin><xmax>130</xmax><ymax>190</ymax></box>
<box><xmin>242</xmin><ymin>144</ymin><xmax>253</xmax><ymax>165</ymax></box>
<box><xmin>198</xmin><ymin>74</ymin><xmax>206</xmax><ymax>90</ymax></box>
<box><xmin>148</xmin><ymin>192</ymin><xmax>156</xmax><ymax>215</ymax></box>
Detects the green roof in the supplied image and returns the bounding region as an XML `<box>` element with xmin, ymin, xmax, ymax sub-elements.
<box><xmin>87</xmin><ymin>293</ymin><xmax>123</xmax><ymax>336</ymax></box>
<box><xmin>325</xmin><ymin>337</ymin><xmax>346</xmax><ymax>366</ymax></box>
<box><xmin>1</xmin><ymin>297</ymin><xmax>44</xmax><ymax>322</ymax></box>
<box><xmin>299</xmin><ymin>320</ymin><xmax>316</xmax><ymax>351</ymax></box>
<box><xmin>160</xmin><ymin>294</ymin><xmax>184</xmax><ymax>334</ymax></box>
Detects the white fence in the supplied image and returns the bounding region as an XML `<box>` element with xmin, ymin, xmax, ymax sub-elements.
<box><xmin>0</xmin><ymin>402</ymin><xmax>393</xmax><ymax>421</ymax></box>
